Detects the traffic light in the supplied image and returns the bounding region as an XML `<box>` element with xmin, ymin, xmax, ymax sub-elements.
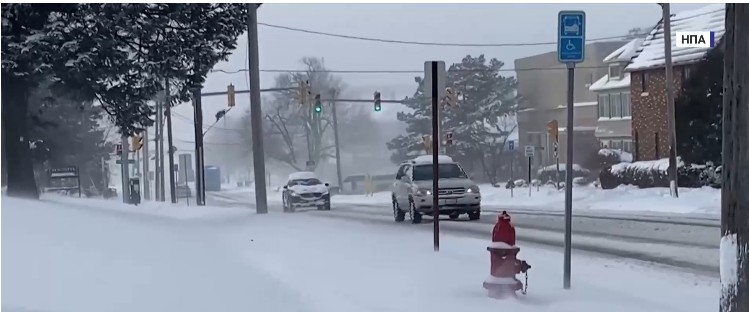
<box><xmin>445</xmin><ymin>87</ymin><xmax>458</xmax><ymax>107</ymax></box>
<box><xmin>374</xmin><ymin>91</ymin><xmax>382</xmax><ymax>112</ymax></box>
<box><xmin>227</xmin><ymin>83</ymin><xmax>236</xmax><ymax>107</ymax></box>
<box><xmin>314</xmin><ymin>94</ymin><xmax>322</xmax><ymax>113</ymax></box>
<box><xmin>445</xmin><ymin>131</ymin><xmax>454</xmax><ymax>146</ymax></box>
<box><xmin>298</xmin><ymin>80</ymin><xmax>310</xmax><ymax>105</ymax></box>
<box><xmin>131</xmin><ymin>134</ymin><xmax>144</xmax><ymax>151</ymax></box>
<box><xmin>547</xmin><ymin>119</ymin><xmax>559</xmax><ymax>141</ymax></box>
<box><xmin>422</xmin><ymin>135</ymin><xmax>432</xmax><ymax>154</ymax></box>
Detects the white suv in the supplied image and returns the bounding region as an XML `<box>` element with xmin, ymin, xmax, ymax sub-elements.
<box><xmin>391</xmin><ymin>155</ymin><xmax>481</xmax><ymax>223</ymax></box>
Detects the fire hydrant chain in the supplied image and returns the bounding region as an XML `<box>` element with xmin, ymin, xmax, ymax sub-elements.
<box><xmin>521</xmin><ymin>271</ymin><xmax>529</xmax><ymax>295</ymax></box>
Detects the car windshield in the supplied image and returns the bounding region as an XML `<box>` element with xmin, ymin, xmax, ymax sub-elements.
<box><xmin>289</xmin><ymin>178</ymin><xmax>322</xmax><ymax>186</ymax></box>
<box><xmin>412</xmin><ymin>163</ymin><xmax>467</xmax><ymax>181</ymax></box>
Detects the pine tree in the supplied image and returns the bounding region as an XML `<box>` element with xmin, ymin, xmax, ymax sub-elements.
<box><xmin>387</xmin><ymin>55</ymin><xmax>520</xmax><ymax>183</ymax></box>
<box><xmin>675</xmin><ymin>47</ymin><xmax>724</xmax><ymax>165</ymax></box>
<box><xmin>2</xmin><ymin>4</ymin><xmax>249</xmax><ymax>198</ymax></box>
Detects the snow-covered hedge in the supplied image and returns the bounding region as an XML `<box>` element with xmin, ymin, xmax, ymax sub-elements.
<box><xmin>599</xmin><ymin>158</ymin><xmax>722</xmax><ymax>189</ymax></box>
<box><xmin>537</xmin><ymin>163</ymin><xmax>590</xmax><ymax>184</ymax></box>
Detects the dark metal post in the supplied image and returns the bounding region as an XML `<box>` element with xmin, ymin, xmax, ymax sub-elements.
<box><xmin>431</xmin><ymin>61</ymin><xmax>440</xmax><ymax>252</ymax></box>
<box><xmin>192</xmin><ymin>88</ymin><xmax>206</xmax><ymax>206</ymax></box>
<box><xmin>528</xmin><ymin>157</ymin><xmax>532</xmax><ymax>197</ymax></box>
<box><xmin>165</xmin><ymin>79</ymin><xmax>177</xmax><ymax>203</ymax></box>
<box><xmin>564</xmin><ymin>62</ymin><xmax>575</xmax><ymax>289</ymax></box>
<box><xmin>248</xmin><ymin>4</ymin><xmax>268</xmax><ymax>213</ymax></box>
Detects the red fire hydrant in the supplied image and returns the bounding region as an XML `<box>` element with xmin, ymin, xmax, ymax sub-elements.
<box><xmin>483</xmin><ymin>211</ymin><xmax>531</xmax><ymax>299</ymax></box>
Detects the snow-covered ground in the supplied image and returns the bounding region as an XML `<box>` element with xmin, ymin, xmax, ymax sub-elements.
<box><xmin>247</xmin><ymin>184</ymin><xmax>719</xmax><ymax>217</ymax></box>
<box><xmin>2</xmin><ymin>195</ymin><xmax>718</xmax><ymax>312</ymax></box>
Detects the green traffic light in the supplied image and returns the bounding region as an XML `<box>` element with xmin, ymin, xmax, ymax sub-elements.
<box><xmin>314</xmin><ymin>105</ymin><xmax>322</xmax><ymax>113</ymax></box>
<box><xmin>374</xmin><ymin>104</ymin><xmax>381</xmax><ymax>111</ymax></box>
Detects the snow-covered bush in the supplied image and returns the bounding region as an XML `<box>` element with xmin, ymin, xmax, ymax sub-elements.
<box><xmin>537</xmin><ymin>164</ymin><xmax>589</xmax><ymax>183</ymax></box>
<box><xmin>573</xmin><ymin>177</ymin><xmax>587</xmax><ymax>186</ymax></box>
<box><xmin>599</xmin><ymin>158</ymin><xmax>720</xmax><ymax>189</ymax></box>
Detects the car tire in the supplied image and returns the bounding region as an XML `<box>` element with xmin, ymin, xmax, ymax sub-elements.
<box><xmin>409</xmin><ymin>198</ymin><xmax>422</xmax><ymax>224</ymax></box>
<box><xmin>324</xmin><ymin>201</ymin><xmax>331</xmax><ymax>211</ymax></box>
<box><xmin>468</xmin><ymin>211</ymin><xmax>480</xmax><ymax>221</ymax></box>
<box><xmin>393</xmin><ymin>196</ymin><xmax>405</xmax><ymax>222</ymax></box>
<box><xmin>449</xmin><ymin>213</ymin><xmax>460</xmax><ymax>220</ymax></box>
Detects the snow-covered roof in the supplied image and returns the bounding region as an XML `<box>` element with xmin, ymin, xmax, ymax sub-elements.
<box><xmin>589</xmin><ymin>73</ymin><xmax>631</xmax><ymax>92</ymax></box>
<box><xmin>626</xmin><ymin>4</ymin><xmax>725</xmax><ymax>71</ymax></box>
<box><xmin>410</xmin><ymin>155</ymin><xmax>454</xmax><ymax>164</ymax></box>
<box><xmin>603</xmin><ymin>38</ymin><xmax>644</xmax><ymax>64</ymax></box>
<box><xmin>559</xmin><ymin>126</ymin><xmax>597</xmax><ymax>132</ymax></box>
<box><xmin>553</xmin><ymin>101</ymin><xmax>598</xmax><ymax>109</ymax></box>
<box><xmin>288</xmin><ymin>171</ymin><xmax>317</xmax><ymax>181</ymax></box>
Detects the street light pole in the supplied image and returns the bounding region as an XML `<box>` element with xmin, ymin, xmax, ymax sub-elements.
<box><xmin>247</xmin><ymin>3</ymin><xmax>268</xmax><ymax>214</ymax></box>
<box><xmin>660</xmin><ymin>3</ymin><xmax>680</xmax><ymax>197</ymax></box>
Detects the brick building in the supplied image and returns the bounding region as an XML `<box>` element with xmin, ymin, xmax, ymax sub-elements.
<box><xmin>624</xmin><ymin>4</ymin><xmax>725</xmax><ymax>161</ymax></box>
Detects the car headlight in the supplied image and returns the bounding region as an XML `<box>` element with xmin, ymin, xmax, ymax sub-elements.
<box><xmin>416</xmin><ymin>188</ymin><xmax>432</xmax><ymax>196</ymax></box>
<box><xmin>466</xmin><ymin>185</ymin><xmax>480</xmax><ymax>193</ymax></box>
<box><xmin>290</xmin><ymin>191</ymin><xmax>298</xmax><ymax>196</ymax></box>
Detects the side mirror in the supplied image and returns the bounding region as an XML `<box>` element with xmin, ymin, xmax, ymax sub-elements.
<box><xmin>324</xmin><ymin>183</ymin><xmax>330</xmax><ymax>187</ymax></box>
<box><xmin>283</xmin><ymin>185</ymin><xmax>288</xmax><ymax>189</ymax></box>
<box><xmin>400</xmin><ymin>175</ymin><xmax>411</xmax><ymax>182</ymax></box>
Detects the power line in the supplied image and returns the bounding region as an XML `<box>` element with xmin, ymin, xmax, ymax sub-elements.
<box><xmin>211</xmin><ymin>65</ymin><xmax>610</xmax><ymax>75</ymax></box>
<box><xmin>176</xmin><ymin>138</ymin><xmax>244</xmax><ymax>146</ymax></box>
<box><xmin>258</xmin><ymin>22</ymin><xmax>630</xmax><ymax>47</ymax></box>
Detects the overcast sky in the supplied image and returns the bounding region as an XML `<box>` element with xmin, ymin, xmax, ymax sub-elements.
<box><xmin>201</xmin><ymin>4</ymin><xmax>707</xmax><ymax>109</ymax></box>
<box><xmin>178</xmin><ymin>2</ymin><xmax>712</xmax><ymax>145</ymax></box>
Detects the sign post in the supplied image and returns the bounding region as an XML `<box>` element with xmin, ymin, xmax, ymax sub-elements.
<box><xmin>509</xmin><ymin>141</ymin><xmax>515</xmax><ymax>197</ymax></box>
<box><xmin>524</xmin><ymin>146</ymin><xmax>535</xmax><ymax>197</ymax></box>
<box><xmin>558</xmin><ymin>9</ymin><xmax>586</xmax><ymax>290</ymax></box>
<box><xmin>425</xmin><ymin>60</ymin><xmax>446</xmax><ymax>252</ymax></box>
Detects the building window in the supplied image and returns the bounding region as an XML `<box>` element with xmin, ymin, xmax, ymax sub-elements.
<box><xmin>622</xmin><ymin>92</ymin><xmax>631</xmax><ymax>117</ymax></box>
<box><xmin>641</xmin><ymin>72</ymin><xmax>648</xmax><ymax>92</ymax></box>
<box><xmin>611</xmin><ymin>93</ymin><xmax>622</xmax><ymax>118</ymax></box>
<box><xmin>609</xmin><ymin>65</ymin><xmax>622</xmax><ymax>80</ymax></box>
<box><xmin>684</xmin><ymin>67</ymin><xmax>692</xmax><ymax>80</ymax></box>
<box><xmin>622</xmin><ymin>140</ymin><xmax>633</xmax><ymax>153</ymax></box>
<box><xmin>599</xmin><ymin>94</ymin><xmax>610</xmax><ymax>118</ymax></box>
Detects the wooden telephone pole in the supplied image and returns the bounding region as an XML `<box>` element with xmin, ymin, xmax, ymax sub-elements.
<box><xmin>720</xmin><ymin>4</ymin><xmax>748</xmax><ymax>312</ymax></box>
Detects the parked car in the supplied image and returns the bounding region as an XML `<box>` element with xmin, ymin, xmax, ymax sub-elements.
<box><xmin>391</xmin><ymin>155</ymin><xmax>481</xmax><ymax>223</ymax></box>
<box><xmin>176</xmin><ymin>184</ymin><xmax>191</xmax><ymax>198</ymax></box>
<box><xmin>282</xmin><ymin>171</ymin><xmax>331</xmax><ymax>212</ymax></box>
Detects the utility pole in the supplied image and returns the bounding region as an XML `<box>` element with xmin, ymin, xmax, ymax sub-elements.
<box><xmin>720</xmin><ymin>4</ymin><xmax>748</xmax><ymax>312</ymax></box>
<box><xmin>192</xmin><ymin>88</ymin><xmax>206</xmax><ymax>206</ymax></box>
<box><xmin>248</xmin><ymin>3</ymin><xmax>268</xmax><ymax>214</ymax></box>
<box><xmin>120</xmin><ymin>135</ymin><xmax>130</xmax><ymax>203</ymax></box>
<box><xmin>142</xmin><ymin>129</ymin><xmax>150</xmax><ymax>200</ymax></box>
<box><xmin>158</xmin><ymin>99</ymin><xmax>166</xmax><ymax>201</ymax></box>
<box><xmin>165</xmin><ymin>79</ymin><xmax>176</xmax><ymax>203</ymax></box>
<box><xmin>661</xmin><ymin>3</ymin><xmax>679</xmax><ymax>198</ymax></box>
<box><xmin>330</xmin><ymin>88</ymin><xmax>344</xmax><ymax>190</ymax></box>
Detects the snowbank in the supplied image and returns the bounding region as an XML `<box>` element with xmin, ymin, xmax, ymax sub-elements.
<box><xmin>327</xmin><ymin>184</ymin><xmax>720</xmax><ymax>216</ymax></box>
<box><xmin>2</xmin><ymin>195</ymin><xmax>718</xmax><ymax>312</ymax></box>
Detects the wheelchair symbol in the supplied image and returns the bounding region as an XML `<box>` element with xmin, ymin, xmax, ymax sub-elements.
<box><xmin>566</xmin><ymin>40</ymin><xmax>576</xmax><ymax>51</ymax></box>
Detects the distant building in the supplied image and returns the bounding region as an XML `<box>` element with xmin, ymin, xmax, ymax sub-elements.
<box><xmin>514</xmin><ymin>41</ymin><xmax>626</xmax><ymax>169</ymax></box>
<box><xmin>624</xmin><ymin>4</ymin><xmax>725</xmax><ymax>161</ymax></box>
<box><xmin>589</xmin><ymin>38</ymin><xmax>644</xmax><ymax>154</ymax></box>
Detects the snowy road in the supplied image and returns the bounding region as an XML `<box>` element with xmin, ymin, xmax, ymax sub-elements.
<box><xmin>2</xmin><ymin>195</ymin><xmax>718</xmax><ymax>312</ymax></box>
<box><xmin>206</xmin><ymin>191</ymin><xmax>720</xmax><ymax>275</ymax></box>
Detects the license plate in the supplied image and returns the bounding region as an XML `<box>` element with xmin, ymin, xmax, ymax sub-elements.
<box><xmin>444</xmin><ymin>199</ymin><xmax>458</xmax><ymax>205</ymax></box>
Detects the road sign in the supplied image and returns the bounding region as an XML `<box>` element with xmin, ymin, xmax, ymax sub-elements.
<box><xmin>508</xmin><ymin>140</ymin><xmax>515</xmax><ymax>151</ymax></box>
<box><xmin>524</xmin><ymin>146</ymin><xmax>535</xmax><ymax>157</ymax></box>
<box><xmin>115</xmin><ymin>144</ymin><xmax>122</xmax><ymax>156</ymax></box>
<box><xmin>115</xmin><ymin>159</ymin><xmax>135</xmax><ymax>164</ymax></box>
<box><xmin>557</xmin><ymin>11</ymin><xmax>586</xmax><ymax>63</ymax></box>
<box><xmin>424</xmin><ymin>61</ymin><xmax>446</xmax><ymax>100</ymax></box>
<box><xmin>553</xmin><ymin>142</ymin><xmax>559</xmax><ymax>158</ymax></box>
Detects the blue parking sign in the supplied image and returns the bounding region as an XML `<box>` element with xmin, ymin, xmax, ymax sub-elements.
<box><xmin>508</xmin><ymin>140</ymin><xmax>515</xmax><ymax>151</ymax></box>
<box><xmin>558</xmin><ymin>11</ymin><xmax>586</xmax><ymax>63</ymax></box>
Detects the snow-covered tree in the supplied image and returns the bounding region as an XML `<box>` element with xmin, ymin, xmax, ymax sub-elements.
<box><xmin>386</xmin><ymin>55</ymin><xmax>520</xmax><ymax>183</ymax></box>
<box><xmin>1</xmin><ymin>4</ymin><xmax>249</xmax><ymax>198</ymax></box>
<box><xmin>675</xmin><ymin>47</ymin><xmax>723</xmax><ymax>165</ymax></box>
<box><xmin>235</xmin><ymin>57</ymin><xmax>378</xmax><ymax>172</ymax></box>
